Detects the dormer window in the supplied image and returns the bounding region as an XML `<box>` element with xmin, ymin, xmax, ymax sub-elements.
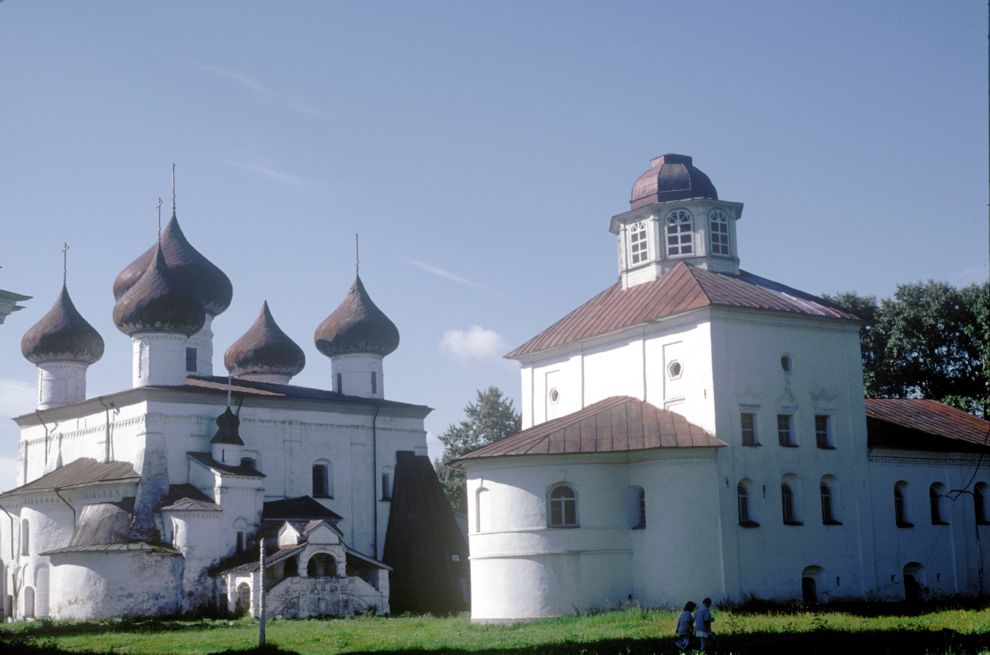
<box><xmin>628</xmin><ymin>220</ymin><xmax>649</xmax><ymax>265</ymax></box>
<box><xmin>665</xmin><ymin>210</ymin><xmax>693</xmax><ymax>256</ymax></box>
<box><xmin>709</xmin><ymin>209</ymin><xmax>730</xmax><ymax>255</ymax></box>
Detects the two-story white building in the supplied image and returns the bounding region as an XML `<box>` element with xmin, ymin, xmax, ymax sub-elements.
<box><xmin>460</xmin><ymin>154</ymin><xmax>990</xmax><ymax>622</ymax></box>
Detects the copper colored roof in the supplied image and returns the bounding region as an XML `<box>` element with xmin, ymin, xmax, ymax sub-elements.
<box><xmin>21</xmin><ymin>284</ymin><xmax>104</xmax><ymax>365</ymax></box>
<box><xmin>224</xmin><ymin>301</ymin><xmax>305</xmax><ymax>379</ymax></box>
<box><xmin>314</xmin><ymin>276</ymin><xmax>400</xmax><ymax>358</ymax></box>
<box><xmin>866</xmin><ymin>399</ymin><xmax>990</xmax><ymax>452</ymax></box>
<box><xmin>507</xmin><ymin>262</ymin><xmax>859</xmax><ymax>359</ymax></box>
<box><xmin>0</xmin><ymin>458</ymin><xmax>138</xmax><ymax>497</ymax></box>
<box><xmin>113</xmin><ymin>213</ymin><xmax>233</xmax><ymax>316</ymax></box>
<box><xmin>459</xmin><ymin>396</ymin><xmax>725</xmax><ymax>461</ymax></box>
<box><xmin>630</xmin><ymin>154</ymin><xmax>718</xmax><ymax>209</ymax></box>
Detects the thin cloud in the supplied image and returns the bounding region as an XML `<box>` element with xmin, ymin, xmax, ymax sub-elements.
<box><xmin>184</xmin><ymin>61</ymin><xmax>326</xmax><ymax>119</ymax></box>
<box><xmin>400</xmin><ymin>257</ymin><xmax>495</xmax><ymax>293</ymax></box>
<box><xmin>229</xmin><ymin>160</ymin><xmax>321</xmax><ymax>188</ymax></box>
<box><xmin>440</xmin><ymin>325</ymin><xmax>509</xmax><ymax>363</ymax></box>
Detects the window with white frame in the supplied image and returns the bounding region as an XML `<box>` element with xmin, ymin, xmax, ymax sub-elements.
<box><xmin>737</xmin><ymin>480</ymin><xmax>758</xmax><ymax>526</ymax></box>
<box><xmin>781</xmin><ymin>477</ymin><xmax>801</xmax><ymax>525</ymax></box>
<box><xmin>709</xmin><ymin>209</ymin><xmax>730</xmax><ymax>255</ymax></box>
<box><xmin>741</xmin><ymin>412</ymin><xmax>759</xmax><ymax>446</ymax></box>
<box><xmin>628</xmin><ymin>220</ymin><xmax>649</xmax><ymax>265</ymax></box>
<box><xmin>665</xmin><ymin>209</ymin><xmax>694</xmax><ymax>256</ymax></box>
<box><xmin>777</xmin><ymin>414</ymin><xmax>795</xmax><ymax>447</ymax></box>
<box><xmin>815</xmin><ymin>415</ymin><xmax>832</xmax><ymax>449</ymax></box>
<box><xmin>548</xmin><ymin>484</ymin><xmax>578</xmax><ymax>528</ymax></box>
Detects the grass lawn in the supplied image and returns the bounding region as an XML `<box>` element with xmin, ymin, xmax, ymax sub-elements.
<box><xmin>2</xmin><ymin>603</ymin><xmax>990</xmax><ymax>655</ymax></box>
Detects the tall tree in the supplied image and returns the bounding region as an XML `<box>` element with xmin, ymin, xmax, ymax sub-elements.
<box><xmin>435</xmin><ymin>387</ymin><xmax>521</xmax><ymax>513</ymax></box>
<box><xmin>826</xmin><ymin>280</ymin><xmax>988</xmax><ymax>415</ymax></box>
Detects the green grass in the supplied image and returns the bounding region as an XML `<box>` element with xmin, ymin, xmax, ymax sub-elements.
<box><xmin>3</xmin><ymin>603</ymin><xmax>990</xmax><ymax>655</ymax></box>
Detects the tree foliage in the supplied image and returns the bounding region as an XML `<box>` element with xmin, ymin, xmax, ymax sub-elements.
<box><xmin>434</xmin><ymin>387</ymin><xmax>521</xmax><ymax>513</ymax></box>
<box><xmin>825</xmin><ymin>280</ymin><xmax>989</xmax><ymax>415</ymax></box>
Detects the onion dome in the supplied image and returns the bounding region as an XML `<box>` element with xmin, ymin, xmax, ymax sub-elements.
<box><xmin>211</xmin><ymin>407</ymin><xmax>244</xmax><ymax>445</ymax></box>
<box><xmin>630</xmin><ymin>154</ymin><xmax>718</xmax><ymax>209</ymax></box>
<box><xmin>224</xmin><ymin>301</ymin><xmax>305</xmax><ymax>379</ymax></box>
<box><xmin>113</xmin><ymin>214</ymin><xmax>232</xmax><ymax>316</ymax></box>
<box><xmin>314</xmin><ymin>276</ymin><xmax>400</xmax><ymax>358</ymax></box>
<box><xmin>113</xmin><ymin>244</ymin><xmax>206</xmax><ymax>336</ymax></box>
<box><xmin>21</xmin><ymin>285</ymin><xmax>105</xmax><ymax>365</ymax></box>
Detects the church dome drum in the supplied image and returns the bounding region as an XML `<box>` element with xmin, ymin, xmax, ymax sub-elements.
<box><xmin>113</xmin><ymin>214</ymin><xmax>232</xmax><ymax>316</ymax></box>
<box><xmin>224</xmin><ymin>301</ymin><xmax>305</xmax><ymax>379</ymax></box>
<box><xmin>314</xmin><ymin>276</ymin><xmax>399</xmax><ymax>358</ymax></box>
<box><xmin>113</xmin><ymin>244</ymin><xmax>206</xmax><ymax>336</ymax></box>
<box><xmin>21</xmin><ymin>285</ymin><xmax>105</xmax><ymax>365</ymax></box>
<box><xmin>630</xmin><ymin>153</ymin><xmax>718</xmax><ymax>209</ymax></box>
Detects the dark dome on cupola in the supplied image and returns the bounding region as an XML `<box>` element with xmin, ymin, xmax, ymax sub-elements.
<box><xmin>630</xmin><ymin>154</ymin><xmax>718</xmax><ymax>209</ymax></box>
<box><xmin>113</xmin><ymin>244</ymin><xmax>206</xmax><ymax>336</ymax></box>
<box><xmin>314</xmin><ymin>276</ymin><xmax>399</xmax><ymax>358</ymax></box>
<box><xmin>224</xmin><ymin>301</ymin><xmax>305</xmax><ymax>379</ymax></box>
<box><xmin>21</xmin><ymin>285</ymin><xmax>105</xmax><ymax>365</ymax></box>
<box><xmin>113</xmin><ymin>214</ymin><xmax>232</xmax><ymax>316</ymax></box>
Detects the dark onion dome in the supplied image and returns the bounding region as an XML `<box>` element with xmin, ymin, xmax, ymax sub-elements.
<box><xmin>630</xmin><ymin>154</ymin><xmax>718</xmax><ymax>209</ymax></box>
<box><xmin>113</xmin><ymin>214</ymin><xmax>232</xmax><ymax>316</ymax></box>
<box><xmin>211</xmin><ymin>407</ymin><xmax>244</xmax><ymax>445</ymax></box>
<box><xmin>113</xmin><ymin>244</ymin><xmax>206</xmax><ymax>336</ymax></box>
<box><xmin>21</xmin><ymin>285</ymin><xmax>105</xmax><ymax>365</ymax></box>
<box><xmin>314</xmin><ymin>276</ymin><xmax>399</xmax><ymax>358</ymax></box>
<box><xmin>224</xmin><ymin>301</ymin><xmax>305</xmax><ymax>378</ymax></box>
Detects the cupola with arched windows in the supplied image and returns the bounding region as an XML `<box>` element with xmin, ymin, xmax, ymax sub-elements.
<box><xmin>609</xmin><ymin>154</ymin><xmax>745</xmax><ymax>288</ymax></box>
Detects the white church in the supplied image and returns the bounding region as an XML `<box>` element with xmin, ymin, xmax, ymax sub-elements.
<box><xmin>0</xmin><ymin>200</ymin><xmax>466</xmax><ymax>620</ymax></box>
<box><xmin>459</xmin><ymin>154</ymin><xmax>990</xmax><ymax>622</ymax></box>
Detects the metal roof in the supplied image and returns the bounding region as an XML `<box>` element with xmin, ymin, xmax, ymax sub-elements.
<box><xmin>866</xmin><ymin>399</ymin><xmax>990</xmax><ymax>452</ymax></box>
<box><xmin>459</xmin><ymin>396</ymin><xmax>725</xmax><ymax>461</ymax></box>
<box><xmin>0</xmin><ymin>458</ymin><xmax>138</xmax><ymax>498</ymax></box>
<box><xmin>263</xmin><ymin>496</ymin><xmax>343</xmax><ymax>523</ymax></box>
<box><xmin>159</xmin><ymin>484</ymin><xmax>220</xmax><ymax>512</ymax></box>
<box><xmin>188</xmin><ymin>452</ymin><xmax>266</xmax><ymax>478</ymax></box>
<box><xmin>507</xmin><ymin>262</ymin><xmax>859</xmax><ymax>359</ymax></box>
<box><xmin>44</xmin><ymin>542</ymin><xmax>179</xmax><ymax>556</ymax></box>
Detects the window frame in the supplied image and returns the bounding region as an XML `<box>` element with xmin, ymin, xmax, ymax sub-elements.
<box><xmin>547</xmin><ymin>483</ymin><xmax>578</xmax><ymax>528</ymax></box>
<box><xmin>665</xmin><ymin>209</ymin><xmax>694</xmax><ymax>257</ymax></box>
<box><xmin>815</xmin><ymin>414</ymin><xmax>834</xmax><ymax>449</ymax></box>
<box><xmin>777</xmin><ymin>414</ymin><xmax>796</xmax><ymax>447</ymax></box>
<box><xmin>930</xmin><ymin>483</ymin><xmax>948</xmax><ymax>526</ymax></box>
<box><xmin>781</xmin><ymin>481</ymin><xmax>802</xmax><ymax>525</ymax></box>
<box><xmin>312</xmin><ymin>462</ymin><xmax>332</xmax><ymax>498</ymax></box>
<box><xmin>708</xmin><ymin>208</ymin><xmax>730</xmax><ymax>256</ymax></box>
<box><xmin>895</xmin><ymin>481</ymin><xmax>913</xmax><ymax>528</ymax></box>
<box><xmin>628</xmin><ymin>220</ymin><xmax>650</xmax><ymax>266</ymax></box>
<box><xmin>185</xmin><ymin>347</ymin><xmax>198</xmax><ymax>373</ymax></box>
<box><xmin>737</xmin><ymin>481</ymin><xmax>759</xmax><ymax>527</ymax></box>
<box><xmin>741</xmin><ymin>412</ymin><xmax>759</xmax><ymax>447</ymax></box>
<box><xmin>820</xmin><ymin>478</ymin><xmax>841</xmax><ymax>525</ymax></box>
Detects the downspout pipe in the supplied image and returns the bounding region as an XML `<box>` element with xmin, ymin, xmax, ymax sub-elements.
<box><xmin>34</xmin><ymin>411</ymin><xmax>51</xmax><ymax>470</ymax></box>
<box><xmin>97</xmin><ymin>397</ymin><xmax>114</xmax><ymax>463</ymax></box>
<box><xmin>371</xmin><ymin>404</ymin><xmax>382</xmax><ymax>558</ymax></box>
<box><xmin>52</xmin><ymin>488</ymin><xmax>76</xmax><ymax>528</ymax></box>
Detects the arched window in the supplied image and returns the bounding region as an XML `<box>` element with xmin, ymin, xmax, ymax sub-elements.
<box><xmin>628</xmin><ymin>220</ymin><xmax>649</xmax><ymax>265</ymax></box>
<box><xmin>475</xmin><ymin>487</ymin><xmax>490</xmax><ymax>533</ymax></box>
<box><xmin>313</xmin><ymin>461</ymin><xmax>333</xmax><ymax>498</ymax></box>
<box><xmin>307</xmin><ymin>553</ymin><xmax>337</xmax><ymax>577</ymax></box>
<box><xmin>820</xmin><ymin>477</ymin><xmax>840</xmax><ymax>525</ymax></box>
<box><xmin>380</xmin><ymin>466</ymin><xmax>393</xmax><ymax>501</ymax></box>
<box><xmin>737</xmin><ymin>481</ymin><xmax>757</xmax><ymax>527</ymax></box>
<box><xmin>781</xmin><ymin>480</ymin><xmax>800</xmax><ymax>525</ymax></box>
<box><xmin>894</xmin><ymin>481</ymin><xmax>911</xmax><ymax>527</ymax></box>
<box><xmin>930</xmin><ymin>482</ymin><xmax>948</xmax><ymax>525</ymax></box>
<box><xmin>708</xmin><ymin>209</ymin><xmax>729</xmax><ymax>255</ymax></box>
<box><xmin>665</xmin><ymin>209</ymin><xmax>694</xmax><ymax>256</ymax></box>
<box><xmin>21</xmin><ymin>518</ymin><xmax>29</xmax><ymax>556</ymax></box>
<box><xmin>976</xmin><ymin>483</ymin><xmax>989</xmax><ymax>525</ymax></box>
<box><xmin>547</xmin><ymin>484</ymin><xmax>577</xmax><ymax>528</ymax></box>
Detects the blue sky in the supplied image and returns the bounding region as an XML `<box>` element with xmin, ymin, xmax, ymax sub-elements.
<box><xmin>0</xmin><ymin>1</ymin><xmax>986</xmax><ymax>490</ymax></box>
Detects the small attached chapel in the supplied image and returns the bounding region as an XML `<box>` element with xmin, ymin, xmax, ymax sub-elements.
<box><xmin>0</xmin><ymin>188</ymin><xmax>466</xmax><ymax>621</ymax></box>
<box><xmin>459</xmin><ymin>154</ymin><xmax>990</xmax><ymax>622</ymax></box>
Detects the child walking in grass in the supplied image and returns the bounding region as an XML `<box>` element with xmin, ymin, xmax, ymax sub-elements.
<box><xmin>695</xmin><ymin>597</ymin><xmax>715</xmax><ymax>652</ymax></box>
<box><xmin>674</xmin><ymin>601</ymin><xmax>696</xmax><ymax>651</ymax></box>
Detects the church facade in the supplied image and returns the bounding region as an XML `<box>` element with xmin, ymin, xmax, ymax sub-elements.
<box><xmin>0</xmin><ymin>201</ymin><xmax>465</xmax><ymax>620</ymax></box>
<box><xmin>460</xmin><ymin>155</ymin><xmax>990</xmax><ymax>622</ymax></box>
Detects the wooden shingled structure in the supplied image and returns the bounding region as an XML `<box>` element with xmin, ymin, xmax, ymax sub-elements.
<box><xmin>383</xmin><ymin>451</ymin><xmax>468</xmax><ymax>614</ymax></box>
<box><xmin>460</xmin><ymin>396</ymin><xmax>725</xmax><ymax>461</ymax></box>
<box><xmin>866</xmin><ymin>398</ymin><xmax>990</xmax><ymax>453</ymax></box>
<box><xmin>506</xmin><ymin>261</ymin><xmax>859</xmax><ymax>359</ymax></box>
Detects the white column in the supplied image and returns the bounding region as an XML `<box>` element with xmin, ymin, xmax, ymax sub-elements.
<box><xmin>331</xmin><ymin>353</ymin><xmax>384</xmax><ymax>399</ymax></box>
<box><xmin>35</xmin><ymin>362</ymin><xmax>88</xmax><ymax>409</ymax></box>
<box><xmin>187</xmin><ymin>314</ymin><xmax>215</xmax><ymax>376</ymax></box>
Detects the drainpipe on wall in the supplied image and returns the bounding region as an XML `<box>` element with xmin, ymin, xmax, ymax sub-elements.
<box><xmin>52</xmin><ymin>488</ymin><xmax>76</xmax><ymax>529</ymax></box>
<box><xmin>371</xmin><ymin>405</ymin><xmax>382</xmax><ymax>559</ymax></box>
<box><xmin>34</xmin><ymin>411</ymin><xmax>51</xmax><ymax>471</ymax></box>
<box><xmin>97</xmin><ymin>397</ymin><xmax>116</xmax><ymax>463</ymax></box>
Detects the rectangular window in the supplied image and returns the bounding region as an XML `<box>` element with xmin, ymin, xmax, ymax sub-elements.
<box><xmin>236</xmin><ymin>531</ymin><xmax>245</xmax><ymax>554</ymax></box>
<box><xmin>313</xmin><ymin>464</ymin><xmax>330</xmax><ymax>498</ymax></box>
<box><xmin>240</xmin><ymin>457</ymin><xmax>256</xmax><ymax>471</ymax></box>
<box><xmin>371</xmin><ymin>371</ymin><xmax>377</xmax><ymax>395</ymax></box>
<box><xmin>815</xmin><ymin>415</ymin><xmax>832</xmax><ymax>448</ymax></box>
<box><xmin>629</xmin><ymin>221</ymin><xmax>649</xmax><ymax>265</ymax></box>
<box><xmin>777</xmin><ymin>414</ymin><xmax>795</xmax><ymax>447</ymax></box>
<box><xmin>336</xmin><ymin>373</ymin><xmax>343</xmax><ymax>394</ymax></box>
<box><xmin>185</xmin><ymin>347</ymin><xmax>197</xmax><ymax>372</ymax></box>
<box><xmin>381</xmin><ymin>472</ymin><xmax>391</xmax><ymax>501</ymax></box>
<box><xmin>709</xmin><ymin>209</ymin><xmax>730</xmax><ymax>255</ymax></box>
<box><xmin>741</xmin><ymin>412</ymin><xmax>758</xmax><ymax>446</ymax></box>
